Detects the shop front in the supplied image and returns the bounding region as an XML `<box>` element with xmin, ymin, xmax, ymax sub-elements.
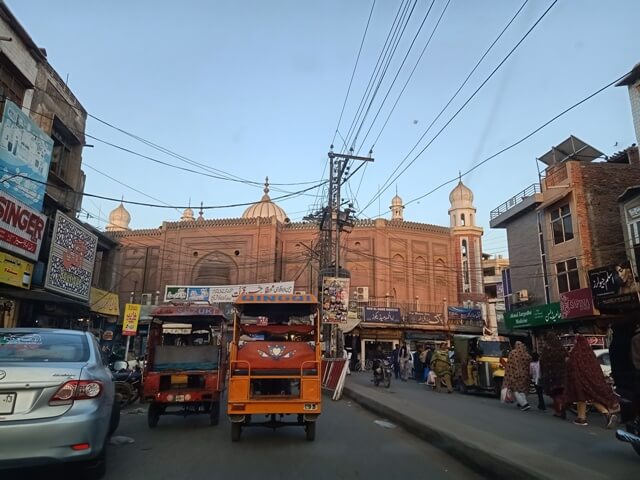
<box><xmin>352</xmin><ymin>307</ymin><xmax>403</xmax><ymax>369</ymax></box>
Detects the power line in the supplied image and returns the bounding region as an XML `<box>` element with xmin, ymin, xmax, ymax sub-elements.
<box><xmin>362</xmin><ymin>0</ymin><xmax>557</xmax><ymax>213</ymax></box>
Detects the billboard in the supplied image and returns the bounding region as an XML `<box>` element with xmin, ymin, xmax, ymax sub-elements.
<box><xmin>164</xmin><ymin>281</ymin><xmax>295</xmax><ymax>303</ymax></box>
<box><xmin>321</xmin><ymin>277</ymin><xmax>350</xmax><ymax>324</ymax></box>
<box><xmin>588</xmin><ymin>262</ymin><xmax>640</xmax><ymax>311</ymax></box>
<box><xmin>44</xmin><ymin>212</ymin><xmax>98</xmax><ymax>302</ymax></box>
<box><xmin>0</xmin><ymin>250</ymin><xmax>33</xmax><ymax>289</ymax></box>
<box><xmin>0</xmin><ymin>191</ymin><xmax>47</xmax><ymax>261</ymax></box>
<box><xmin>559</xmin><ymin>287</ymin><xmax>596</xmax><ymax>319</ymax></box>
<box><xmin>0</xmin><ymin>100</ymin><xmax>54</xmax><ymax>211</ymax></box>
<box><xmin>504</xmin><ymin>302</ymin><xmax>562</xmax><ymax>330</ymax></box>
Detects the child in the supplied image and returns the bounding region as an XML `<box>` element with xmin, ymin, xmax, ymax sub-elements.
<box><xmin>530</xmin><ymin>352</ymin><xmax>545</xmax><ymax>411</ymax></box>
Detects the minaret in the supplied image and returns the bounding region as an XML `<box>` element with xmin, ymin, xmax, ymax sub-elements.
<box><xmin>448</xmin><ymin>179</ymin><xmax>484</xmax><ymax>300</ymax></box>
<box><xmin>390</xmin><ymin>188</ymin><xmax>404</xmax><ymax>221</ymax></box>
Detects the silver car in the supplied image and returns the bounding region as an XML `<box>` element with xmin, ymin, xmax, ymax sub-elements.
<box><xmin>0</xmin><ymin>328</ymin><xmax>119</xmax><ymax>478</ymax></box>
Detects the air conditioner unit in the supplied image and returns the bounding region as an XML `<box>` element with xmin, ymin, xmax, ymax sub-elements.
<box><xmin>356</xmin><ymin>286</ymin><xmax>369</xmax><ymax>302</ymax></box>
<box><xmin>516</xmin><ymin>289</ymin><xmax>529</xmax><ymax>302</ymax></box>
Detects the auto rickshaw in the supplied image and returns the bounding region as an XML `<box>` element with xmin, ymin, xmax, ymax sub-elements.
<box><xmin>142</xmin><ymin>304</ymin><xmax>227</xmax><ymax>428</ymax></box>
<box><xmin>227</xmin><ymin>293</ymin><xmax>321</xmax><ymax>441</ymax></box>
<box><xmin>453</xmin><ymin>334</ymin><xmax>510</xmax><ymax>396</ymax></box>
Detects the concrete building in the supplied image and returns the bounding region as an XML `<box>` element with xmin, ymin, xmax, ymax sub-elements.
<box><xmin>108</xmin><ymin>179</ymin><xmax>486</xmax><ymax>358</ymax></box>
<box><xmin>482</xmin><ymin>253</ymin><xmax>509</xmax><ymax>328</ymax></box>
<box><xmin>490</xmin><ymin>135</ymin><xmax>640</xmax><ymax>340</ymax></box>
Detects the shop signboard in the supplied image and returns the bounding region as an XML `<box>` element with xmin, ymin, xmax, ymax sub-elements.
<box><xmin>0</xmin><ymin>100</ymin><xmax>54</xmax><ymax>210</ymax></box>
<box><xmin>44</xmin><ymin>212</ymin><xmax>98</xmax><ymax>302</ymax></box>
<box><xmin>588</xmin><ymin>262</ymin><xmax>640</xmax><ymax>311</ymax></box>
<box><xmin>363</xmin><ymin>307</ymin><xmax>402</xmax><ymax>324</ymax></box>
<box><xmin>448</xmin><ymin>306</ymin><xmax>484</xmax><ymax>327</ymax></box>
<box><xmin>0</xmin><ymin>191</ymin><xmax>47</xmax><ymax>261</ymax></box>
<box><xmin>406</xmin><ymin>311</ymin><xmax>444</xmax><ymax>326</ymax></box>
<box><xmin>122</xmin><ymin>303</ymin><xmax>141</xmax><ymax>336</ymax></box>
<box><xmin>0</xmin><ymin>250</ymin><xmax>33</xmax><ymax>289</ymax></box>
<box><xmin>321</xmin><ymin>277</ymin><xmax>350</xmax><ymax>324</ymax></box>
<box><xmin>90</xmin><ymin>287</ymin><xmax>120</xmax><ymax>317</ymax></box>
<box><xmin>504</xmin><ymin>302</ymin><xmax>562</xmax><ymax>330</ymax></box>
<box><xmin>559</xmin><ymin>287</ymin><xmax>596</xmax><ymax>319</ymax></box>
<box><xmin>164</xmin><ymin>281</ymin><xmax>295</xmax><ymax>303</ymax></box>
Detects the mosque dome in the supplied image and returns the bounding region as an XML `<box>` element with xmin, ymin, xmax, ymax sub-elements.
<box><xmin>105</xmin><ymin>202</ymin><xmax>131</xmax><ymax>231</ymax></box>
<box><xmin>449</xmin><ymin>180</ymin><xmax>474</xmax><ymax>208</ymax></box>
<box><xmin>390</xmin><ymin>192</ymin><xmax>404</xmax><ymax>221</ymax></box>
<box><xmin>391</xmin><ymin>194</ymin><xmax>403</xmax><ymax>207</ymax></box>
<box><xmin>242</xmin><ymin>177</ymin><xmax>288</xmax><ymax>223</ymax></box>
<box><xmin>180</xmin><ymin>206</ymin><xmax>195</xmax><ymax>222</ymax></box>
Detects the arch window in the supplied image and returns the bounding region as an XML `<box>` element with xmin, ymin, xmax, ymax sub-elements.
<box><xmin>460</xmin><ymin>213</ymin><xmax>466</xmax><ymax>226</ymax></box>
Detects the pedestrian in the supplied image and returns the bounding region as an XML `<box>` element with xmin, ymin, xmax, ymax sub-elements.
<box><xmin>398</xmin><ymin>342</ymin><xmax>411</xmax><ymax>381</ymax></box>
<box><xmin>565</xmin><ymin>335</ymin><xmax>619</xmax><ymax>428</ymax></box>
<box><xmin>414</xmin><ymin>345</ymin><xmax>424</xmax><ymax>382</ymax></box>
<box><xmin>530</xmin><ymin>352</ymin><xmax>545</xmax><ymax>411</ymax></box>
<box><xmin>540</xmin><ymin>332</ymin><xmax>567</xmax><ymax>418</ymax></box>
<box><xmin>430</xmin><ymin>342</ymin><xmax>453</xmax><ymax>393</ymax></box>
<box><xmin>420</xmin><ymin>346</ymin><xmax>432</xmax><ymax>383</ymax></box>
<box><xmin>391</xmin><ymin>345</ymin><xmax>400</xmax><ymax>379</ymax></box>
<box><xmin>504</xmin><ymin>341</ymin><xmax>532</xmax><ymax>411</ymax></box>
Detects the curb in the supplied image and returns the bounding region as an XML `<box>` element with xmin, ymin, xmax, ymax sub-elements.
<box><xmin>343</xmin><ymin>385</ymin><xmax>603</xmax><ymax>480</ymax></box>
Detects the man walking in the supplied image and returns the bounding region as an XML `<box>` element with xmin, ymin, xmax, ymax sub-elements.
<box><xmin>431</xmin><ymin>342</ymin><xmax>454</xmax><ymax>393</ymax></box>
<box><xmin>398</xmin><ymin>342</ymin><xmax>411</xmax><ymax>382</ymax></box>
<box><xmin>391</xmin><ymin>345</ymin><xmax>400</xmax><ymax>379</ymax></box>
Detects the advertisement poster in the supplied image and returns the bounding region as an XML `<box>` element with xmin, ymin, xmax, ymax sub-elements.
<box><xmin>559</xmin><ymin>287</ymin><xmax>596</xmax><ymax>319</ymax></box>
<box><xmin>164</xmin><ymin>281</ymin><xmax>295</xmax><ymax>303</ymax></box>
<box><xmin>122</xmin><ymin>303</ymin><xmax>141</xmax><ymax>336</ymax></box>
<box><xmin>44</xmin><ymin>212</ymin><xmax>98</xmax><ymax>302</ymax></box>
<box><xmin>90</xmin><ymin>287</ymin><xmax>120</xmax><ymax>317</ymax></box>
<box><xmin>0</xmin><ymin>191</ymin><xmax>47</xmax><ymax>261</ymax></box>
<box><xmin>0</xmin><ymin>100</ymin><xmax>54</xmax><ymax>211</ymax></box>
<box><xmin>321</xmin><ymin>277</ymin><xmax>350</xmax><ymax>324</ymax></box>
<box><xmin>588</xmin><ymin>262</ymin><xmax>640</xmax><ymax>311</ymax></box>
<box><xmin>0</xmin><ymin>250</ymin><xmax>33</xmax><ymax>289</ymax></box>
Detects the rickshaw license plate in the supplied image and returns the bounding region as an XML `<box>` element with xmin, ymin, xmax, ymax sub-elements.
<box><xmin>175</xmin><ymin>395</ymin><xmax>185</xmax><ymax>402</ymax></box>
<box><xmin>171</xmin><ymin>375</ymin><xmax>188</xmax><ymax>385</ymax></box>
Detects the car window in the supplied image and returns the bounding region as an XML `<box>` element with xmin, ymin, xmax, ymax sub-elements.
<box><xmin>0</xmin><ymin>332</ymin><xmax>90</xmax><ymax>362</ymax></box>
<box><xmin>599</xmin><ymin>353</ymin><xmax>610</xmax><ymax>366</ymax></box>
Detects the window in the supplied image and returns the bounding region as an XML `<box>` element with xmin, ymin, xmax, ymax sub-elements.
<box><xmin>460</xmin><ymin>213</ymin><xmax>466</xmax><ymax>226</ymax></box>
<box><xmin>556</xmin><ymin>258</ymin><xmax>580</xmax><ymax>293</ymax></box>
<box><xmin>0</xmin><ymin>53</ymin><xmax>29</xmax><ymax>110</ymax></box>
<box><xmin>550</xmin><ymin>205</ymin><xmax>574</xmax><ymax>244</ymax></box>
<box><xmin>0</xmin><ymin>332</ymin><xmax>89</xmax><ymax>362</ymax></box>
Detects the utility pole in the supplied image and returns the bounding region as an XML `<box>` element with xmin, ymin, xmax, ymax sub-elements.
<box><xmin>324</xmin><ymin>147</ymin><xmax>374</xmax><ymax>356</ymax></box>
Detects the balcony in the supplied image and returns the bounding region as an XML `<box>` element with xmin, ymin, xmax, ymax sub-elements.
<box><xmin>489</xmin><ymin>183</ymin><xmax>543</xmax><ymax>229</ymax></box>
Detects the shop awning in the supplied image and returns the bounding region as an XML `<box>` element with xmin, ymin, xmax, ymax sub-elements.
<box><xmin>0</xmin><ymin>287</ymin><xmax>89</xmax><ymax>307</ymax></box>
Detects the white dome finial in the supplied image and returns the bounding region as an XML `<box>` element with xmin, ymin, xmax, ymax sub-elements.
<box><xmin>106</xmin><ymin>200</ymin><xmax>131</xmax><ymax>231</ymax></box>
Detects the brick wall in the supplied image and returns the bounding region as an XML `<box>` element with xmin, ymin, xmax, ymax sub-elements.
<box><xmin>627</xmin><ymin>84</ymin><xmax>640</xmax><ymax>145</ymax></box>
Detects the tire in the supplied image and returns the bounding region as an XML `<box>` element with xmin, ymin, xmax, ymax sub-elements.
<box><xmin>108</xmin><ymin>401</ymin><xmax>120</xmax><ymax>437</ymax></box>
<box><xmin>384</xmin><ymin>373</ymin><xmax>391</xmax><ymax>389</ymax></box>
<box><xmin>209</xmin><ymin>401</ymin><xmax>220</xmax><ymax>426</ymax></box>
<box><xmin>305</xmin><ymin>421</ymin><xmax>316</xmax><ymax>441</ymax></box>
<box><xmin>231</xmin><ymin>422</ymin><xmax>242</xmax><ymax>442</ymax></box>
<box><xmin>148</xmin><ymin>404</ymin><xmax>160</xmax><ymax>429</ymax></box>
<box><xmin>493</xmin><ymin>378</ymin><xmax>502</xmax><ymax>398</ymax></box>
<box><xmin>75</xmin><ymin>447</ymin><xmax>106</xmax><ymax>480</ymax></box>
<box><xmin>115</xmin><ymin>382</ymin><xmax>133</xmax><ymax>409</ymax></box>
<box><xmin>373</xmin><ymin>376</ymin><xmax>380</xmax><ymax>387</ymax></box>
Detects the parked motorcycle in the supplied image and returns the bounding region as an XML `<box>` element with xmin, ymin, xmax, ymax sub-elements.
<box><xmin>110</xmin><ymin>360</ymin><xmax>142</xmax><ymax>408</ymax></box>
<box><xmin>372</xmin><ymin>358</ymin><xmax>392</xmax><ymax>388</ymax></box>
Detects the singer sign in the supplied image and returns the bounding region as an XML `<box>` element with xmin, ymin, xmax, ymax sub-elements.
<box><xmin>0</xmin><ymin>191</ymin><xmax>47</xmax><ymax>261</ymax></box>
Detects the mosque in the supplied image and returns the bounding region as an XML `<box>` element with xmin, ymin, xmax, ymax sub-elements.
<box><xmin>105</xmin><ymin>178</ymin><xmax>485</xmax><ymax>350</ymax></box>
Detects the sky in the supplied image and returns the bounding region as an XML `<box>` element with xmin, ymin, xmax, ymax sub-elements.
<box><xmin>8</xmin><ymin>0</ymin><xmax>640</xmax><ymax>257</ymax></box>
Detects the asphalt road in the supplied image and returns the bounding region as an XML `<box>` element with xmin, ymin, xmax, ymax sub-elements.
<box><xmin>2</xmin><ymin>397</ymin><xmax>484</xmax><ymax>480</ymax></box>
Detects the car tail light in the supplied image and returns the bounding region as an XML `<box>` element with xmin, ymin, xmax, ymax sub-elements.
<box><xmin>71</xmin><ymin>443</ymin><xmax>91</xmax><ymax>451</ymax></box>
<box><xmin>49</xmin><ymin>381</ymin><xmax>103</xmax><ymax>405</ymax></box>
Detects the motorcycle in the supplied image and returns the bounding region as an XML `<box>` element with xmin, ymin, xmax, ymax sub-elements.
<box><xmin>372</xmin><ymin>358</ymin><xmax>392</xmax><ymax>388</ymax></box>
<box><xmin>110</xmin><ymin>360</ymin><xmax>142</xmax><ymax>408</ymax></box>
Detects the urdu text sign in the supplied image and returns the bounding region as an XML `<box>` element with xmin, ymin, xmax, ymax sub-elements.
<box><xmin>122</xmin><ymin>304</ymin><xmax>141</xmax><ymax>336</ymax></box>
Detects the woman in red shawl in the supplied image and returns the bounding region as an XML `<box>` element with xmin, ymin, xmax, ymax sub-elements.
<box><xmin>503</xmin><ymin>341</ymin><xmax>532</xmax><ymax>411</ymax></box>
<box><xmin>540</xmin><ymin>332</ymin><xmax>568</xmax><ymax>418</ymax></box>
<box><xmin>565</xmin><ymin>335</ymin><xmax>619</xmax><ymax>427</ymax></box>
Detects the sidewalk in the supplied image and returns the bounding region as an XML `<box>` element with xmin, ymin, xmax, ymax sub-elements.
<box><xmin>343</xmin><ymin>372</ymin><xmax>638</xmax><ymax>480</ymax></box>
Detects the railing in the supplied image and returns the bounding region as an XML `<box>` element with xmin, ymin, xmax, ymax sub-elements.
<box><xmin>543</xmin><ymin>164</ymin><xmax>568</xmax><ymax>188</ymax></box>
<box><xmin>490</xmin><ymin>183</ymin><xmax>541</xmax><ymax>220</ymax></box>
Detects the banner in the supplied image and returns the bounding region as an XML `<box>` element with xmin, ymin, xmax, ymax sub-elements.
<box><xmin>588</xmin><ymin>262</ymin><xmax>640</xmax><ymax>311</ymax></box>
<box><xmin>321</xmin><ymin>277</ymin><xmax>350</xmax><ymax>324</ymax></box>
<box><xmin>406</xmin><ymin>311</ymin><xmax>444</xmax><ymax>326</ymax></box>
<box><xmin>44</xmin><ymin>212</ymin><xmax>98</xmax><ymax>302</ymax></box>
<box><xmin>559</xmin><ymin>287</ymin><xmax>596</xmax><ymax>319</ymax></box>
<box><xmin>122</xmin><ymin>303</ymin><xmax>141</xmax><ymax>336</ymax></box>
<box><xmin>363</xmin><ymin>307</ymin><xmax>402</xmax><ymax>324</ymax></box>
<box><xmin>0</xmin><ymin>191</ymin><xmax>47</xmax><ymax>261</ymax></box>
<box><xmin>90</xmin><ymin>287</ymin><xmax>120</xmax><ymax>316</ymax></box>
<box><xmin>0</xmin><ymin>100</ymin><xmax>54</xmax><ymax>210</ymax></box>
<box><xmin>164</xmin><ymin>281</ymin><xmax>295</xmax><ymax>303</ymax></box>
<box><xmin>0</xmin><ymin>250</ymin><xmax>33</xmax><ymax>289</ymax></box>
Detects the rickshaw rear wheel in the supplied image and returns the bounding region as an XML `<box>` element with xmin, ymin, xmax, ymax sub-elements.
<box><xmin>231</xmin><ymin>422</ymin><xmax>242</xmax><ymax>442</ymax></box>
<box><xmin>305</xmin><ymin>421</ymin><xmax>316</xmax><ymax>441</ymax></box>
<box><xmin>493</xmin><ymin>378</ymin><xmax>503</xmax><ymax>398</ymax></box>
<box><xmin>148</xmin><ymin>404</ymin><xmax>160</xmax><ymax>429</ymax></box>
<box><xmin>209</xmin><ymin>401</ymin><xmax>220</xmax><ymax>426</ymax></box>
